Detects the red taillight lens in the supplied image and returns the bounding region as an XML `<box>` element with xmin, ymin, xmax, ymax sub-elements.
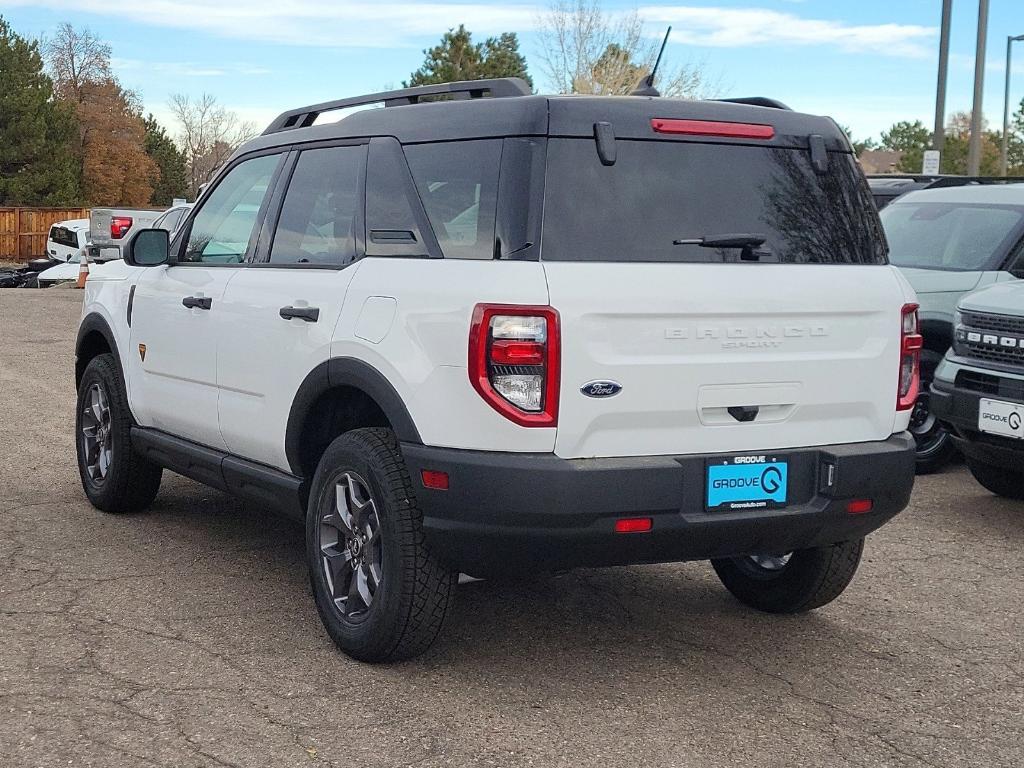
<box><xmin>614</xmin><ymin>517</ymin><xmax>653</xmax><ymax>534</ymax></box>
<box><xmin>110</xmin><ymin>216</ymin><xmax>133</xmax><ymax>239</ymax></box>
<box><xmin>469</xmin><ymin>304</ymin><xmax>560</xmax><ymax>427</ymax></box>
<box><xmin>651</xmin><ymin>118</ymin><xmax>775</xmax><ymax>140</ymax></box>
<box><xmin>898</xmin><ymin>303</ymin><xmax>922</xmax><ymax>411</ymax></box>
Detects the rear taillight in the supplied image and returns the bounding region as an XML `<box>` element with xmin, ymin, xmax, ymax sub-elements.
<box><xmin>469</xmin><ymin>304</ymin><xmax>560</xmax><ymax>427</ymax></box>
<box><xmin>898</xmin><ymin>303</ymin><xmax>923</xmax><ymax>411</ymax></box>
<box><xmin>110</xmin><ymin>216</ymin><xmax>133</xmax><ymax>239</ymax></box>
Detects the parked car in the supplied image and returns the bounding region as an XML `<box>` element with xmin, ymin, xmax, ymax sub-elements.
<box><xmin>37</xmin><ymin>250</ymin><xmax>119</xmax><ymax>287</ymax></box>
<box><xmin>46</xmin><ymin>218</ymin><xmax>90</xmax><ymax>262</ymax></box>
<box><xmin>932</xmin><ymin>282</ymin><xmax>1024</xmax><ymax>499</ymax></box>
<box><xmin>879</xmin><ymin>183</ymin><xmax>1024</xmax><ymax>472</ymax></box>
<box><xmin>74</xmin><ymin>78</ymin><xmax>918</xmax><ymax>662</ymax></box>
<box><xmin>152</xmin><ymin>203</ymin><xmax>193</xmax><ymax>236</ymax></box>
<box><xmin>88</xmin><ymin>207</ymin><xmax>162</xmax><ymax>262</ymax></box>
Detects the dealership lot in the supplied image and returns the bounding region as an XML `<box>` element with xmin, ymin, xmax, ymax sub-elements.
<box><xmin>1</xmin><ymin>289</ymin><xmax>1022</xmax><ymax>768</ymax></box>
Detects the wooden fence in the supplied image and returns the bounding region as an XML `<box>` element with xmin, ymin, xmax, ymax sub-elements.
<box><xmin>0</xmin><ymin>207</ymin><xmax>90</xmax><ymax>261</ymax></box>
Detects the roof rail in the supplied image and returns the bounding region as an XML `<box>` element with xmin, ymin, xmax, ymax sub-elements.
<box><xmin>263</xmin><ymin>78</ymin><xmax>532</xmax><ymax>135</ymax></box>
<box><xmin>715</xmin><ymin>97</ymin><xmax>792</xmax><ymax>111</ymax></box>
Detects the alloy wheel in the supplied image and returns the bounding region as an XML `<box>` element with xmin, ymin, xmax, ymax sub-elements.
<box><xmin>747</xmin><ymin>553</ymin><xmax>793</xmax><ymax>572</ymax></box>
<box><xmin>81</xmin><ymin>382</ymin><xmax>113</xmax><ymax>483</ymax></box>
<box><xmin>318</xmin><ymin>472</ymin><xmax>383</xmax><ymax>620</ymax></box>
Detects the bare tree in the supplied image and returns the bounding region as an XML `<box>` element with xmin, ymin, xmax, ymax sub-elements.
<box><xmin>168</xmin><ymin>93</ymin><xmax>257</xmax><ymax>197</ymax></box>
<box><xmin>44</xmin><ymin>23</ymin><xmax>111</xmax><ymax>103</ymax></box>
<box><xmin>536</xmin><ymin>0</ymin><xmax>711</xmax><ymax>98</ymax></box>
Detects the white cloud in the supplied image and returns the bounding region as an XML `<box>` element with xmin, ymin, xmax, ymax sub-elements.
<box><xmin>3</xmin><ymin>0</ymin><xmax>936</xmax><ymax>57</ymax></box>
<box><xmin>112</xmin><ymin>57</ymin><xmax>271</xmax><ymax>77</ymax></box>
<box><xmin>640</xmin><ymin>7</ymin><xmax>936</xmax><ymax>58</ymax></box>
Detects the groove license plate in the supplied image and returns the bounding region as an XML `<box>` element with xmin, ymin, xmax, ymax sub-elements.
<box><xmin>706</xmin><ymin>456</ymin><xmax>788</xmax><ymax>512</ymax></box>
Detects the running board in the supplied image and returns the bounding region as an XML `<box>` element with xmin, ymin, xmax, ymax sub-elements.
<box><xmin>131</xmin><ymin>427</ymin><xmax>306</xmax><ymax>520</ymax></box>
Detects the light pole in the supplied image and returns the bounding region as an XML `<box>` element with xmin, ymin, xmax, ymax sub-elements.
<box><xmin>933</xmin><ymin>0</ymin><xmax>953</xmax><ymax>152</ymax></box>
<box><xmin>1000</xmin><ymin>34</ymin><xmax>1024</xmax><ymax>176</ymax></box>
<box><xmin>967</xmin><ymin>0</ymin><xmax>990</xmax><ymax>177</ymax></box>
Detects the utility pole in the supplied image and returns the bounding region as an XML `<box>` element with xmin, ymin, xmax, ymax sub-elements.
<box><xmin>933</xmin><ymin>0</ymin><xmax>953</xmax><ymax>152</ymax></box>
<box><xmin>1000</xmin><ymin>35</ymin><xmax>1024</xmax><ymax>176</ymax></box>
<box><xmin>967</xmin><ymin>0</ymin><xmax>990</xmax><ymax>176</ymax></box>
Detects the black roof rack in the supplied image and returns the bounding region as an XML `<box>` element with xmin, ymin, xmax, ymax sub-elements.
<box><xmin>263</xmin><ymin>78</ymin><xmax>532</xmax><ymax>135</ymax></box>
<box><xmin>715</xmin><ymin>97</ymin><xmax>792</xmax><ymax>111</ymax></box>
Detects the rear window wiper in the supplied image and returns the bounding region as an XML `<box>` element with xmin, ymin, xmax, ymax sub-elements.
<box><xmin>672</xmin><ymin>233</ymin><xmax>767</xmax><ymax>249</ymax></box>
<box><xmin>672</xmin><ymin>233</ymin><xmax>770</xmax><ymax>262</ymax></box>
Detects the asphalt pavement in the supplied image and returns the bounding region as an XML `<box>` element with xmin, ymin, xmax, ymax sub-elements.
<box><xmin>1</xmin><ymin>289</ymin><xmax>1021</xmax><ymax>767</ymax></box>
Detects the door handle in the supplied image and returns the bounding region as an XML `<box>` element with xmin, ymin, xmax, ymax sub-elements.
<box><xmin>182</xmin><ymin>296</ymin><xmax>212</xmax><ymax>310</ymax></box>
<box><xmin>279</xmin><ymin>306</ymin><xmax>320</xmax><ymax>322</ymax></box>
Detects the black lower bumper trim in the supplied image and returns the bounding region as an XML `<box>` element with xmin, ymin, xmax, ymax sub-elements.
<box><xmin>402</xmin><ymin>434</ymin><xmax>915</xmax><ymax>575</ymax></box>
<box><xmin>931</xmin><ymin>378</ymin><xmax>1024</xmax><ymax>471</ymax></box>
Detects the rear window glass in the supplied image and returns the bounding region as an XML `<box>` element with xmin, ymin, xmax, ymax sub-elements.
<box><xmin>880</xmin><ymin>202</ymin><xmax>1024</xmax><ymax>271</ymax></box>
<box><xmin>541</xmin><ymin>139</ymin><xmax>886</xmax><ymax>265</ymax></box>
<box><xmin>49</xmin><ymin>226</ymin><xmax>79</xmax><ymax>248</ymax></box>
<box><xmin>405</xmin><ymin>140</ymin><xmax>500</xmax><ymax>260</ymax></box>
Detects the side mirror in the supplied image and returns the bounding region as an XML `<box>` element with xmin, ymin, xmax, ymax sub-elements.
<box><xmin>124</xmin><ymin>228</ymin><xmax>170</xmax><ymax>267</ymax></box>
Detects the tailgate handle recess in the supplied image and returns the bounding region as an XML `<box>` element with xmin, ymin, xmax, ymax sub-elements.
<box><xmin>727</xmin><ymin>405</ymin><xmax>760</xmax><ymax>423</ymax></box>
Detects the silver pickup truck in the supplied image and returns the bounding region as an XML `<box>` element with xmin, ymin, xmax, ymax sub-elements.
<box><xmin>87</xmin><ymin>208</ymin><xmax>162</xmax><ymax>262</ymax></box>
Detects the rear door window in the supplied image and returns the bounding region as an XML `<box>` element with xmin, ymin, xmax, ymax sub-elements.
<box><xmin>405</xmin><ymin>140</ymin><xmax>501</xmax><ymax>260</ymax></box>
<box><xmin>541</xmin><ymin>139</ymin><xmax>886</xmax><ymax>265</ymax></box>
<box><xmin>269</xmin><ymin>145</ymin><xmax>366</xmax><ymax>267</ymax></box>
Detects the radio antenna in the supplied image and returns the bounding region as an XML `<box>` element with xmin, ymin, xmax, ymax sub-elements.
<box><xmin>630</xmin><ymin>26</ymin><xmax>671</xmax><ymax>97</ymax></box>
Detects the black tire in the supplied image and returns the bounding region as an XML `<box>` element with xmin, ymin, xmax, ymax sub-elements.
<box><xmin>306</xmin><ymin>428</ymin><xmax>455</xmax><ymax>663</ymax></box>
<box><xmin>75</xmin><ymin>353</ymin><xmax>162</xmax><ymax>513</ymax></box>
<box><xmin>967</xmin><ymin>458</ymin><xmax>1024</xmax><ymax>500</ymax></box>
<box><xmin>711</xmin><ymin>538</ymin><xmax>864</xmax><ymax>614</ymax></box>
<box><xmin>911</xmin><ymin>367</ymin><xmax>957</xmax><ymax>474</ymax></box>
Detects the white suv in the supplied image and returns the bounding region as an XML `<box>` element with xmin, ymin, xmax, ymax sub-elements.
<box><xmin>74</xmin><ymin>79</ymin><xmax>918</xmax><ymax>662</ymax></box>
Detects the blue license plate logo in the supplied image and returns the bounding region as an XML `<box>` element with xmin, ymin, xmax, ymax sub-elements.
<box><xmin>707</xmin><ymin>459</ymin><xmax>788</xmax><ymax>511</ymax></box>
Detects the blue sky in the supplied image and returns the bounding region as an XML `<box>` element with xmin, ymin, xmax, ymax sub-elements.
<box><xmin>2</xmin><ymin>0</ymin><xmax>1023</xmax><ymax>144</ymax></box>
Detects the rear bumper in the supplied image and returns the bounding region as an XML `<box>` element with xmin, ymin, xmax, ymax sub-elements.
<box><xmin>931</xmin><ymin>374</ymin><xmax>1024</xmax><ymax>471</ymax></box>
<box><xmin>401</xmin><ymin>434</ymin><xmax>915</xmax><ymax>575</ymax></box>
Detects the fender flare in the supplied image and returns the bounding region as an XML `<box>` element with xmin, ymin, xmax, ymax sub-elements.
<box><xmin>75</xmin><ymin>312</ymin><xmax>124</xmax><ymax>386</ymax></box>
<box><xmin>284</xmin><ymin>358</ymin><xmax>423</xmax><ymax>476</ymax></box>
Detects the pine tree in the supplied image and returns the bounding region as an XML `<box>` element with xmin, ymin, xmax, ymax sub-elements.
<box><xmin>0</xmin><ymin>16</ymin><xmax>81</xmax><ymax>205</ymax></box>
<box><xmin>405</xmin><ymin>26</ymin><xmax>531</xmax><ymax>89</ymax></box>
<box><xmin>144</xmin><ymin>115</ymin><xmax>188</xmax><ymax>205</ymax></box>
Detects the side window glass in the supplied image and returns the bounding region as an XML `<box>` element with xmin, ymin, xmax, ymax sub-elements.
<box><xmin>270</xmin><ymin>145</ymin><xmax>365</xmax><ymax>266</ymax></box>
<box><xmin>405</xmin><ymin>140</ymin><xmax>500</xmax><ymax>260</ymax></box>
<box><xmin>182</xmin><ymin>154</ymin><xmax>280</xmax><ymax>264</ymax></box>
<box><xmin>1008</xmin><ymin>238</ymin><xmax>1024</xmax><ymax>277</ymax></box>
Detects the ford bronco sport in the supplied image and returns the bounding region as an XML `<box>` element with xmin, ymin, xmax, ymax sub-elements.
<box><xmin>75</xmin><ymin>79</ymin><xmax>918</xmax><ymax>662</ymax></box>
<box><xmin>932</xmin><ymin>282</ymin><xmax>1024</xmax><ymax>499</ymax></box>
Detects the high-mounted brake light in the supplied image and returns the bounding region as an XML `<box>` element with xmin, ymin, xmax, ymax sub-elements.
<box><xmin>651</xmin><ymin>118</ymin><xmax>775</xmax><ymax>140</ymax></box>
<box><xmin>110</xmin><ymin>216</ymin><xmax>133</xmax><ymax>240</ymax></box>
<box><xmin>897</xmin><ymin>303</ymin><xmax>923</xmax><ymax>411</ymax></box>
<box><xmin>469</xmin><ymin>304</ymin><xmax>560</xmax><ymax>427</ymax></box>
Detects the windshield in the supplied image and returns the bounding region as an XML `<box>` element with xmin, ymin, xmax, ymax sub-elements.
<box><xmin>49</xmin><ymin>226</ymin><xmax>79</xmax><ymax>249</ymax></box>
<box><xmin>541</xmin><ymin>139</ymin><xmax>886</xmax><ymax>264</ymax></box>
<box><xmin>881</xmin><ymin>201</ymin><xmax>1024</xmax><ymax>271</ymax></box>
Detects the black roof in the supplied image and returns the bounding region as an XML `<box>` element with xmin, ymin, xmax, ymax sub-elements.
<box><xmin>237</xmin><ymin>77</ymin><xmax>850</xmax><ymax>159</ymax></box>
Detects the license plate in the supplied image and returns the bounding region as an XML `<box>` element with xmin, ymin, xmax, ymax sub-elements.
<box><xmin>706</xmin><ymin>456</ymin><xmax>788</xmax><ymax>511</ymax></box>
<box><xmin>978</xmin><ymin>398</ymin><xmax>1024</xmax><ymax>440</ymax></box>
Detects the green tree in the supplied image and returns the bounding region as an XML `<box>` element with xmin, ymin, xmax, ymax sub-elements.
<box><xmin>143</xmin><ymin>114</ymin><xmax>188</xmax><ymax>205</ymax></box>
<box><xmin>0</xmin><ymin>16</ymin><xmax>81</xmax><ymax>205</ymax></box>
<box><xmin>880</xmin><ymin>120</ymin><xmax>931</xmax><ymax>174</ymax></box>
<box><xmin>1006</xmin><ymin>97</ymin><xmax>1024</xmax><ymax>175</ymax></box>
<box><xmin>405</xmin><ymin>25</ymin><xmax>531</xmax><ymax>89</ymax></box>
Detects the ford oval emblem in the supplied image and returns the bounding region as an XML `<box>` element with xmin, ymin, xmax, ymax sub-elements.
<box><xmin>580</xmin><ymin>380</ymin><xmax>622</xmax><ymax>398</ymax></box>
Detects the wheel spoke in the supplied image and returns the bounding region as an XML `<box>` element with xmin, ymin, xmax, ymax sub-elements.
<box><xmin>356</xmin><ymin>564</ymin><xmax>374</xmax><ymax>607</ymax></box>
<box><xmin>335</xmin><ymin>482</ymin><xmax>356</xmax><ymax>532</ymax></box>
<box><xmin>98</xmin><ymin>446</ymin><xmax>111</xmax><ymax>477</ymax></box>
<box><xmin>322</xmin><ymin>547</ymin><xmax>354</xmax><ymax>600</ymax></box>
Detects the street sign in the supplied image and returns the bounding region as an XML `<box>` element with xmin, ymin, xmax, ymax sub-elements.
<box><xmin>922</xmin><ymin>150</ymin><xmax>941</xmax><ymax>175</ymax></box>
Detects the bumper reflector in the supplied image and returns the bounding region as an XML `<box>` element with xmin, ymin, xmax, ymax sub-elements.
<box><xmin>421</xmin><ymin>470</ymin><xmax>449</xmax><ymax>490</ymax></box>
<box><xmin>846</xmin><ymin>499</ymin><xmax>873</xmax><ymax>514</ymax></box>
<box><xmin>614</xmin><ymin>517</ymin><xmax>653</xmax><ymax>534</ymax></box>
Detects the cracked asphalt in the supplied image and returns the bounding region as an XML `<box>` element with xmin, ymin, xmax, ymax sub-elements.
<box><xmin>1</xmin><ymin>288</ymin><xmax>1022</xmax><ymax>768</ymax></box>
